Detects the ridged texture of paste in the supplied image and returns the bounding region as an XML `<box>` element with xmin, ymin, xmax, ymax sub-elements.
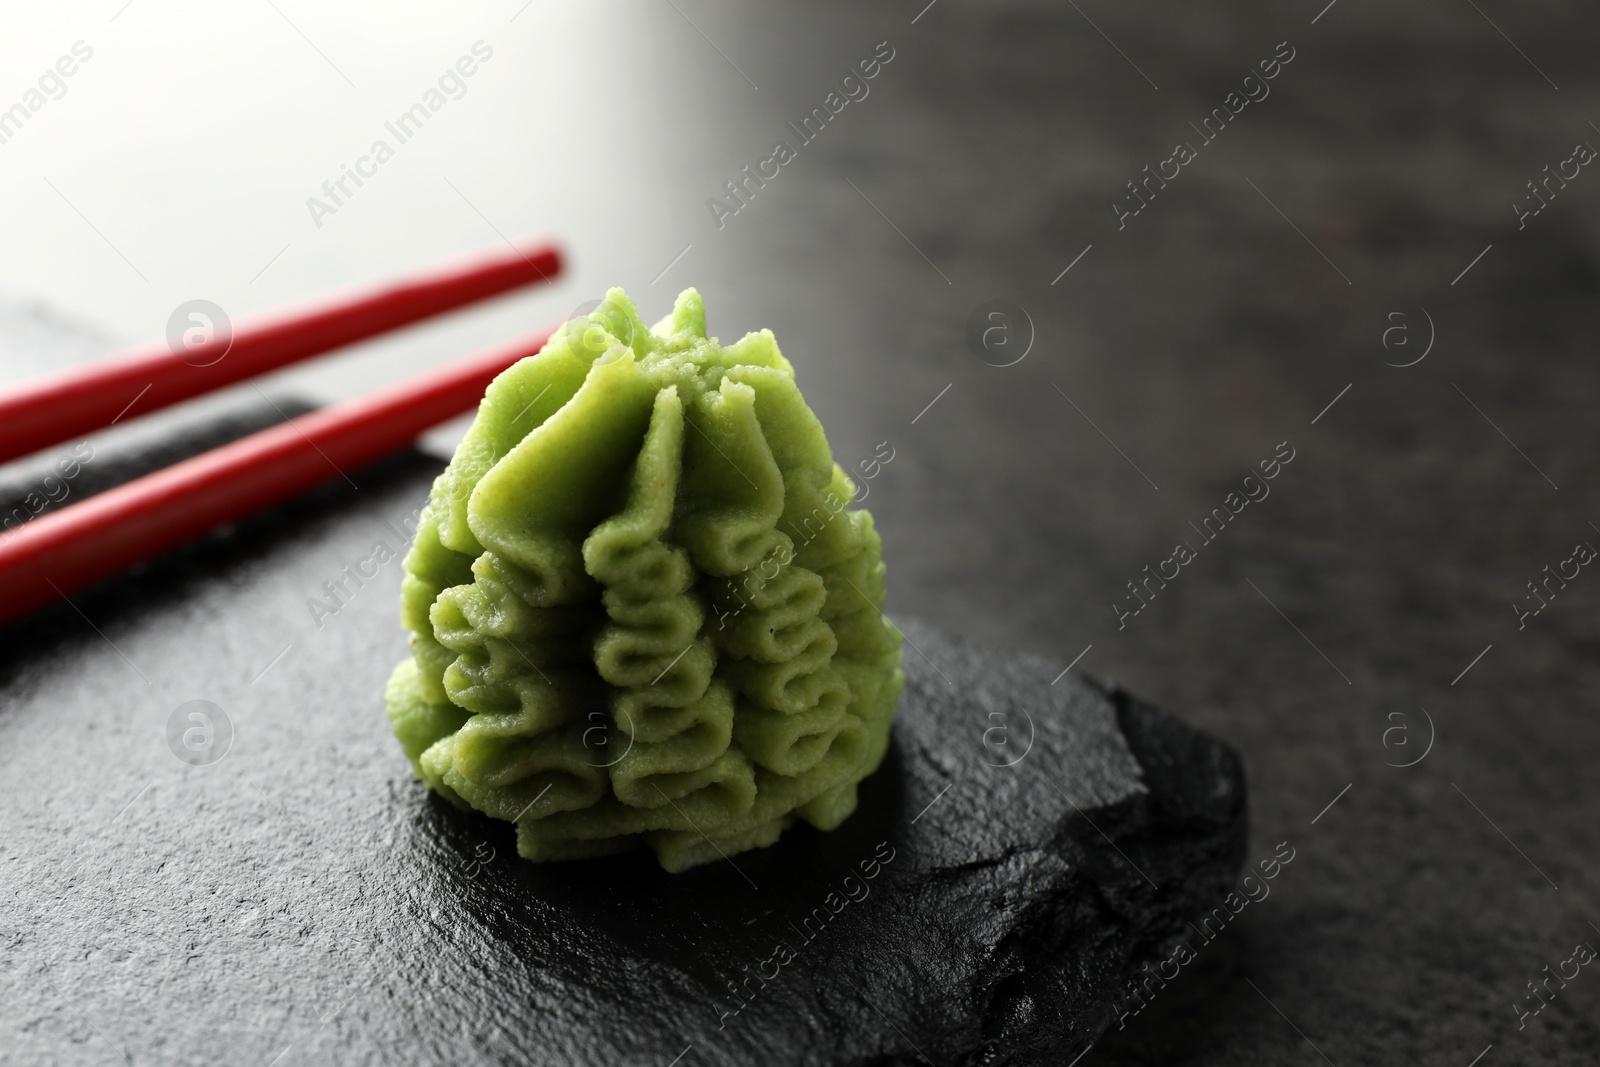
<box><xmin>386</xmin><ymin>288</ymin><xmax>904</xmax><ymax>872</ymax></box>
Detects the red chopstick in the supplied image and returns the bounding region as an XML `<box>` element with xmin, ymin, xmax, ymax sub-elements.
<box><xmin>0</xmin><ymin>323</ymin><xmax>560</xmax><ymax>626</ymax></box>
<box><xmin>0</xmin><ymin>242</ymin><xmax>562</xmax><ymax>464</ymax></box>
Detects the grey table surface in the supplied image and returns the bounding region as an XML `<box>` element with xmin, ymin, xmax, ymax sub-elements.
<box><xmin>4</xmin><ymin>1</ymin><xmax>1600</xmax><ymax>1064</ymax></box>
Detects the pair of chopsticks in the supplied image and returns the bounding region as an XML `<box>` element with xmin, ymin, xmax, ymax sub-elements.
<box><xmin>0</xmin><ymin>241</ymin><xmax>565</xmax><ymax>627</ymax></box>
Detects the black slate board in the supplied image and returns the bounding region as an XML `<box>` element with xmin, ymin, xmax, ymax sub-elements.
<box><xmin>0</xmin><ymin>392</ymin><xmax>1245</xmax><ymax>1065</ymax></box>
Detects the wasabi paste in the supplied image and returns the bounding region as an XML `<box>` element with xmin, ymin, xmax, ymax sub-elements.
<box><xmin>385</xmin><ymin>288</ymin><xmax>905</xmax><ymax>872</ymax></box>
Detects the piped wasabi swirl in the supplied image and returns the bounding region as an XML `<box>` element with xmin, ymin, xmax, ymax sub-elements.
<box><xmin>385</xmin><ymin>288</ymin><xmax>904</xmax><ymax>872</ymax></box>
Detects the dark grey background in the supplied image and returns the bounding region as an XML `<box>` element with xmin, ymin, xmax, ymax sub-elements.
<box><xmin>4</xmin><ymin>1</ymin><xmax>1600</xmax><ymax>1064</ymax></box>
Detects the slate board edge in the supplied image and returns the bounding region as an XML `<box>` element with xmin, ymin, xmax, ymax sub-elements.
<box><xmin>936</xmin><ymin>679</ymin><xmax>1250</xmax><ymax>1067</ymax></box>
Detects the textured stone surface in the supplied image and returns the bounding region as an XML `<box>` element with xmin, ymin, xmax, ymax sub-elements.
<box><xmin>0</xmin><ymin>421</ymin><xmax>1245</xmax><ymax>1064</ymax></box>
<box><xmin>0</xmin><ymin>264</ymin><xmax>1248</xmax><ymax>1067</ymax></box>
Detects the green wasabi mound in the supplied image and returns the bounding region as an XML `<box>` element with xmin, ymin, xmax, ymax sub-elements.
<box><xmin>385</xmin><ymin>287</ymin><xmax>905</xmax><ymax>872</ymax></box>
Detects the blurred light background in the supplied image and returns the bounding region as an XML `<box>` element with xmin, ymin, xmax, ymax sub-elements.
<box><xmin>0</xmin><ymin>2</ymin><xmax>711</xmax><ymax>402</ymax></box>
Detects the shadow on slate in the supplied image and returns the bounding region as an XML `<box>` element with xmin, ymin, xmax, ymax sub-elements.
<box><xmin>0</xmin><ymin>407</ymin><xmax>1246</xmax><ymax>1067</ymax></box>
<box><xmin>391</xmin><ymin>622</ymin><xmax>1249</xmax><ymax>1067</ymax></box>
